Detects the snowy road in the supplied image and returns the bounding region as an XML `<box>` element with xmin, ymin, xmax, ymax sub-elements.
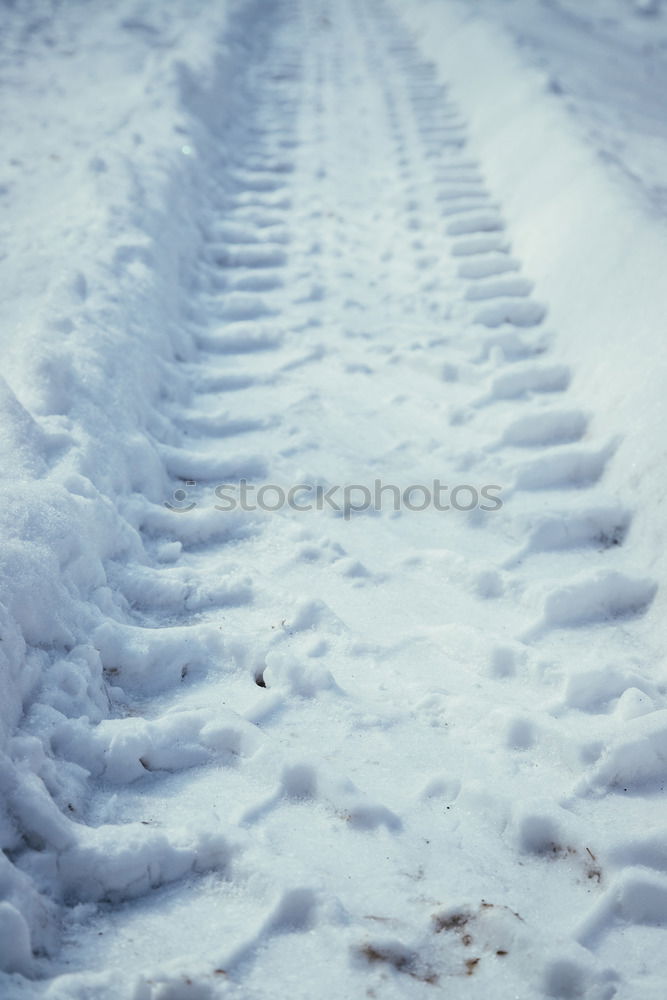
<box><xmin>2</xmin><ymin>1</ymin><xmax>667</xmax><ymax>998</ymax></box>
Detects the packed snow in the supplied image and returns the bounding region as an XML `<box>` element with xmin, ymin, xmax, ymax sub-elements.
<box><xmin>1</xmin><ymin>0</ymin><xmax>667</xmax><ymax>997</ymax></box>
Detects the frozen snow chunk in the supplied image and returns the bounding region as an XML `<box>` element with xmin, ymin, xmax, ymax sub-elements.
<box><xmin>437</xmin><ymin>185</ymin><xmax>487</xmax><ymax>202</ymax></box>
<box><xmin>281</xmin><ymin>762</ymin><xmax>319</xmax><ymax>799</ymax></box>
<box><xmin>211</xmin><ymin>221</ymin><xmax>267</xmax><ymax>244</ymax></box>
<box><xmin>474</xmin><ymin>298</ymin><xmax>546</xmax><ymax>328</ymax></box>
<box><xmin>231</xmin><ymin>171</ymin><xmax>287</xmax><ymax>193</ymax></box>
<box><xmin>325</xmin><ymin>771</ymin><xmax>401</xmax><ymax>832</ymax></box>
<box><xmin>288</xmin><ymin>597</ymin><xmax>347</xmax><ymax>634</ymax></box>
<box><xmin>499</xmin><ymin>409</ymin><xmax>588</xmax><ymax>448</ymax></box>
<box><xmin>614</xmin><ymin>687</ymin><xmax>655</xmax><ymax>721</ymax></box>
<box><xmin>511</xmin><ymin>799</ymin><xmax>576</xmax><ymax>856</ymax></box>
<box><xmin>562</xmin><ymin>663</ymin><xmax>656</xmax><ymax>714</ymax></box>
<box><xmin>159</xmin><ymin>442</ymin><xmax>267</xmax><ymax>482</ymax></box>
<box><xmin>6</xmin><ymin>771</ymin><xmax>74</xmax><ymax>851</ymax></box>
<box><xmin>515</xmin><ymin>811</ymin><xmax>562</xmax><ymax>855</ymax></box>
<box><xmin>515</xmin><ymin>505</ymin><xmax>629</xmax><ymax>560</ymax></box>
<box><xmin>232</xmin><ymin>270</ymin><xmax>284</xmax><ymax>292</ymax></box>
<box><xmin>58</xmin><ymin>823</ymin><xmax>231</xmax><ymax>903</ymax></box>
<box><xmin>92</xmin><ymin>619</ymin><xmax>226</xmax><ymax>692</ymax></box>
<box><xmin>55</xmin><ymin>707</ymin><xmax>262</xmax><ymax>783</ymax></box>
<box><xmin>263</xmin><ymin>651</ymin><xmax>342</xmax><ymax>698</ymax></box>
<box><xmin>133</xmin><ymin>497</ymin><xmax>249</xmax><ymax>549</ymax></box>
<box><xmin>53</xmin><ymin>716</ymin><xmax>146</xmax><ymax>783</ymax></box>
<box><xmin>165</xmin><ymin>401</ymin><xmax>270</xmax><ymax>439</ymax></box>
<box><xmin>111</xmin><ymin>564</ymin><xmax>188</xmax><ymax>610</ymax></box>
<box><xmin>584</xmin><ymin>709</ymin><xmax>667</xmax><ymax>790</ymax></box>
<box><xmin>514</xmin><ymin>443</ymin><xmax>613</xmax><ymax>491</ymax></box>
<box><xmin>219</xmin><ymin>292</ymin><xmax>274</xmax><ymax>321</ymax></box>
<box><xmin>0</xmin><ymin>902</ymin><xmax>33</xmax><ymax>975</ymax></box>
<box><xmin>465</xmin><ymin>276</ymin><xmax>533</xmax><ymax>301</ymax></box>
<box><xmin>488</xmin><ymin>363</ymin><xmax>570</xmax><ymax>400</ymax></box>
<box><xmin>577</xmin><ymin>868</ymin><xmax>667</xmax><ymax>946</ymax></box>
<box><xmin>451</xmin><ymin>234</ymin><xmax>510</xmax><ymax>256</ymax></box>
<box><xmin>477</xmin><ymin>326</ymin><xmax>553</xmax><ymax>362</ymax></box>
<box><xmin>440</xmin><ymin>198</ymin><xmax>496</xmax><ymax>218</ymax></box>
<box><xmin>207</xmin><ymin>244</ymin><xmax>287</xmax><ymax>269</ymax></box>
<box><xmin>197</xmin><ymin>321</ymin><xmax>283</xmax><ymax>354</ymax></box>
<box><xmin>114</xmin><ymin>563</ymin><xmax>253</xmax><ymax>614</ymax></box>
<box><xmin>113</xmin><ymin>713</ymin><xmax>210</xmax><ymax>778</ymax></box>
<box><xmin>140</xmin><ymin>712</ymin><xmax>211</xmax><ymax>771</ymax></box>
<box><xmin>540</xmin><ymin>571</ymin><xmax>656</xmax><ymax>630</ymax></box>
<box><xmin>458</xmin><ymin>253</ymin><xmax>520</xmax><ymax>279</ymax></box>
<box><xmin>446</xmin><ymin>211</ymin><xmax>505</xmax><ymax>236</ymax></box>
<box><xmin>199</xmin><ymin>712</ymin><xmax>262</xmax><ymax>761</ymax></box>
<box><xmin>40</xmin><ymin>647</ymin><xmax>108</xmax><ymax>723</ymax></box>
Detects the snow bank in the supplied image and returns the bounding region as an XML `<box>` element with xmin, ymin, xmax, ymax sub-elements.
<box><xmin>0</xmin><ymin>0</ymin><xmax>266</xmax><ymax>978</ymax></box>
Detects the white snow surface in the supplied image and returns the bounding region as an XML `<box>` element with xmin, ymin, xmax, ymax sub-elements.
<box><xmin>1</xmin><ymin>0</ymin><xmax>667</xmax><ymax>997</ymax></box>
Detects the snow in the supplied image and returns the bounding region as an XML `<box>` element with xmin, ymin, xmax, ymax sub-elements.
<box><xmin>1</xmin><ymin>0</ymin><xmax>667</xmax><ymax>997</ymax></box>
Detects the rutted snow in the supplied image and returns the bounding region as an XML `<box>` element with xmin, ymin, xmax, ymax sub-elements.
<box><xmin>0</xmin><ymin>0</ymin><xmax>666</xmax><ymax>998</ymax></box>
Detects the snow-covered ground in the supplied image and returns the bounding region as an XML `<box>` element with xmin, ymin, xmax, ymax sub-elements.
<box><xmin>2</xmin><ymin>0</ymin><xmax>667</xmax><ymax>997</ymax></box>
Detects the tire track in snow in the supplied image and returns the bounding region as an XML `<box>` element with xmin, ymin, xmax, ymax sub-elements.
<box><xmin>372</xmin><ymin>4</ymin><xmax>664</xmax><ymax>991</ymax></box>
<box><xmin>376</xmin><ymin>2</ymin><xmax>655</xmax><ymax>626</ymax></box>
<box><xmin>43</xmin><ymin>0</ymin><xmax>661</xmax><ymax>996</ymax></box>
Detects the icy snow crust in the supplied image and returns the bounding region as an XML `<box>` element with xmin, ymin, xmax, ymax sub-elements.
<box><xmin>0</xmin><ymin>0</ymin><xmax>666</xmax><ymax>997</ymax></box>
